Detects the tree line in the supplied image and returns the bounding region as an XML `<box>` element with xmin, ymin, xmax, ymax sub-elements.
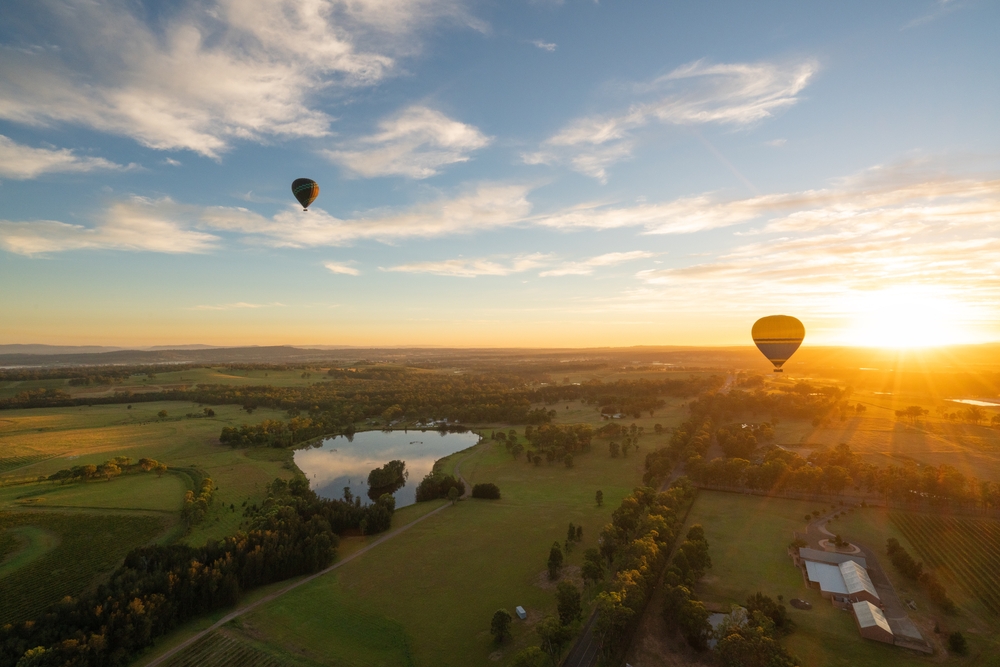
<box><xmin>0</xmin><ymin>476</ymin><xmax>399</xmax><ymax>667</ymax></box>
<box><xmin>591</xmin><ymin>479</ymin><xmax>698</xmax><ymax>662</ymax></box>
<box><xmin>686</xmin><ymin>441</ymin><xmax>1000</xmax><ymax>511</ymax></box>
<box><xmin>45</xmin><ymin>457</ymin><xmax>167</xmax><ymax>485</ymax></box>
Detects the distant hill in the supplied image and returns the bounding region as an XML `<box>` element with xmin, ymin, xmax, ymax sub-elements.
<box><xmin>0</xmin><ymin>344</ymin><xmax>125</xmax><ymax>355</ymax></box>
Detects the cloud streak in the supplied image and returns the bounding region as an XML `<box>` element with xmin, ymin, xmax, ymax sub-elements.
<box><xmin>525</xmin><ymin>59</ymin><xmax>817</xmax><ymax>181</ymax></box>
<box><xmin>325</xmin><ymin>105</ymin><xmax>491</xmax><ymax>178</ymax></box>
<box><xmin>539</xmin><ymin>251</ymin><xmax>655</xmax><ymax>276</ymax></box>
<box><xmin>0</xmin><ymin>135</ymin><xmax>131</xmax><ymax>179</ymax></box>
<box><xmin>383</xmin><ymin>253</ymin><xmax>552</xmax><ymax>277</ymax></box>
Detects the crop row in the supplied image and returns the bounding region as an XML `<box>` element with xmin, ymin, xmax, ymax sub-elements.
<box><xmin>893</xmin><ymin>514</ymin><xmax>1000</xmax><ymax>613</ymax></box>
<box><xmin>0</xmin><ymin>455</ymin><xmax>49</xmax><ymax>475</ymax></box>
<box><xmin>164</xmin><ymin>632</ymin><xmax>291</xmax><ymax>667</ymax></box>
<box><xmin>0</xmin><ymin>512</ymin><xmax>166</xmax><ymax>625</ymax></box>
<box><xmin>891</xmin><ymin>513</ymin><xmax>1000</xmax><ymax>615</ymax></box>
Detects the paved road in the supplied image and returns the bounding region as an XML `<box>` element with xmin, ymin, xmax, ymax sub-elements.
<box><xmin>144</xmin><ymin>448</ymin><xmax>480</xmax><ymax>667</ymax></box>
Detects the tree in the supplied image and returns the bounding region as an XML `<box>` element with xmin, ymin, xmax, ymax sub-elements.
<box><xmin>536</xmin><ymin>616</ymin><xmax>573</xmax><ymax>662</ymax></box>
<box><xmin>100</xmin><ymin>462</ymin><xmax>121</xmax><ymax>481</ymax></box>
<box><xmin>490</xmin><ymin>608</ymin><xmax>512</xmax><ymax>643</ymax></box>
<box><xmin>677</xmin><ymin>597</ymin><xmax>712</xmax><ymax>650</ymax></box>
<box><xmin>510</xmin><ymin>647</ymin><xmax>545</xmax><ymax>667</ymax></box>
<box><xmin>609</xmin><ymin>441</ymin><xmax>620</xmax><ymax>458</ymax></box>
<box><xmin>447</xmin><ymin>486</ymin><xmax>460</xmax><ymax>504</ymax></box>
<box><xmin>567</xmin><ymin>523</ymin><xmax>577</xmax><ymax>544</ymax></box>
<box><xmin>745</xmin><ymin>592</ymin><xmax>792</xmax><ymax>633</ymax></box>
<box><xmin>948</xmin><ymin>631</ymin><xmax>968</xmax><ymax>655</ymax></box>
<box><xmin>581</xmin><ymin>552</ymin><xmax>604</xmax><ymax>586</ymax></box>
<box><xmin>556</xmin><ymin>581</ymin><xmax>582</xmax><ymax>625</ymax></box>
<box><xmin>157</xmin><ymin>410</ymin><xmax>168</xmax><ymax>419</ymax></box>
<box><xmin>203</xmin><ymin>407</ymin><xmax>215</xmax><ymax>417</ymax></box>
<box><xmin>472</xmin><ymin>483</ymin><xmax>501</xmax><ymax>499</ymax></box>
<box><xmin>547</xmin><ymin>541</ymin><xmax>564</xmax><ymax>579</ymax></box>
<box><xmin>564</xmin><ymin>453</ymin><xmax>574</xmax><ymax>468</ymax></box>
<box><xmin>595</xmin><ymin>490</ymin><xmax>603</xmax><ymax>507</ymax></box>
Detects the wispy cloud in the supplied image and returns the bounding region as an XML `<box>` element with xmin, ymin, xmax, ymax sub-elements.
<box><xmin>324</xmin><ymin>105</ymin><xmax>491</xmax><ymax>178</ymax></box>
<box><xmin>540</xmin><ymin>251</ymin><xmax>656</xmax><ymax>276</ymax></box>
<box><xmin>192</xmin><ymin>301</ymin><xmax>285</xmax><ymax>311</ymax></box>
<box><xmin>903</xmin><ymin>0</ymin><xmax>965</xmax><ymax>30</ymax></box>
<box><xmin>384</xmin><ymin>253</ymin><xmax>552</xmax><ymax>277</ymax></box>
<box><xmin>324</xmin><ymin>261</ymin><xmax>360</xmax><ymax>275</ymax></box>
<box><xmin>0</xmin><ymin>0</ymin><xmax>472</xmax><ymax>157</ymax></box>
<box><xmin>0</xmin><ymin>135</ymin><xmax>131</xmax><ymax>179</ymax></box>
<box><xmin>0</xmin><ymin>197</ymin><xmax>218</xmax><ymax>256</ymax></box>
<box><xmin>532</xmin><ymin>39</ymin><xmax>556</xmax><ymax>52</ymax></box>
<box><xmin>524</xmin><ymin>59</ymin><xmax>817</xmax><ymax>181</ymax></box>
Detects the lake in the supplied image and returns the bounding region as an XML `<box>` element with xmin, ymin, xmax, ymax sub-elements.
<box><xmin>948</xmin><ymin>399</ymin><xmax>1000</xmax><ymax>407</ymax></box>
<box><xmin>294</xmin><ymin>429</ymin><xmax>481</xmax><ymax>508</ymax></box>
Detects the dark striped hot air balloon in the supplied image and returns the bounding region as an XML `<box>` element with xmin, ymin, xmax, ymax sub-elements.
<box><xmin>752</xmin><ymin>315</ymin><xmax>805</xmax><ymax>373</ymax></box>
<box><xmin>291</xmin><ymin>178</ymin><xmax>319</xmax><ymax>210</ymax></box>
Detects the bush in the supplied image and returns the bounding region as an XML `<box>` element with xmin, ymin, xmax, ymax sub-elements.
<box><xmin>415</xmin><ymin>473</ymin><xmax>465</xmax><ymax>502</ymax></box>
<box><xmin>472</xmin><ymin>483</ymin><xmax>501</xmax><ymax>499</ymax></box>
<box><xmin>948</xmin><ymin>631</ymin><xmax>968</xmax><ymax>655</ymax></box>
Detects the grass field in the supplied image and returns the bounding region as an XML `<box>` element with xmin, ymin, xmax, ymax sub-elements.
<box><xmin>223</xmin><ymin>436</ymin><xmax>649</xmax><ymax>667</ymax></box>
<box><xmin>0</xmin><ymin>511</ymin><xmax>167</xmax><ymax>624</ymax></box>
<box><xmin>890</xmin><ymin>514</ymin><xmax>1000</xmax><ymax>616</ymax></box>
<box><xmin>0</xmin><ymin>402</ymin><xmax>300</xmax><ymax>547</ymax></box>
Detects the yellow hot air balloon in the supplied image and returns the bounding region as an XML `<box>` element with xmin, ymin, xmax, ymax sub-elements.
<box><xmin>752</xmin><ymin>315</ymin><xmax>805</xmax><ymax>372</ymax></box>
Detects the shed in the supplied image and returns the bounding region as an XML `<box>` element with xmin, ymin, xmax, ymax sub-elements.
<box><xmin>803</xmin><ymin>560</ymin><xmax>879</xmax><ymax>605</ymax></box>
<box><xmin>515</xmin><ymin>606</ymin><xmax>527</xmax><ymax>620</ymax></box>
<box><xmin>852</xmin><ymin>601</ymin><xmax>894</xmax><ymax>644</ymax></box>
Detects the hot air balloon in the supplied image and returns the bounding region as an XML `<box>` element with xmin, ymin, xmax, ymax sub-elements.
<box><xmin>291</xmin><ymin>178</ymin><xmax>319</xmax><ymax>211</ymax></box>
<box><xmin>752</xmin><ymin>315</ymin><xmax>805</xmax><ymax>373</ymax></box>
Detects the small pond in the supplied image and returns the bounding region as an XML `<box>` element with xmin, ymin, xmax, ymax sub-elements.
<box><xmin>948</xmin><ymin>398</ymin><xmax>1000</xmax><ymax>407</ymax></box>
<box><xmin>294</xmin><ymin>429</ymin><xmax>480</xmax><ymax>508</ymax></box>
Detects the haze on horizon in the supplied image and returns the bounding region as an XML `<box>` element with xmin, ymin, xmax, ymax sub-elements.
<box><xmin>1</xmin><ymin>0</ymin><xmax>998</xmax><ymax>349</ymax></box>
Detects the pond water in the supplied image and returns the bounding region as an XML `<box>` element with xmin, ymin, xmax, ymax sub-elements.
<box><xmin>294</xmin><ymin>430</ymin><xmax>480</xmax><ymax>508</ymax></box>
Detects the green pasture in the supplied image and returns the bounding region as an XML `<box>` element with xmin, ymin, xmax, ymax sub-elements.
<box><xmin>0</xmin><ymin>473</ymin><xmax>187</xmax><ymax>512</ymax></box>
<box><xmin>0</xmin><ymin>511</ymin><xmax>168</xmax><ymax>625</ymax></box>
<box><xmin>235</xmin><ymin>438</ymin><xmax>648</xmax><ymax>667</ymax></box>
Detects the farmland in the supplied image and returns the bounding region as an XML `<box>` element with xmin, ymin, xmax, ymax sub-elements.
<box><xmin>0</xmin><ymin>511</ymin><xmax>167</xmax><ymax>625</ymax></box>
<box><xmin>891</xmin><ymin>513</ymin><xmax>1000</xmax><ymax>616</ymax></box>
<box><xmin>152</xmin><ymin>427</ymin><xmax>661</xmax><ymax>667</ymax></box>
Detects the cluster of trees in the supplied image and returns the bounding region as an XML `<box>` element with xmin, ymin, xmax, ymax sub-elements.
<box><xmin>46</xmin><ymin>457</ymin><xmax>167</xmax><ymax>485</ymax></box>
<box><xmin>715</xmin><ymin>600</ymin><xmax>798</xmax><ymax>667</ymax></box>
<box><xmin>886</xmin><ymin>538</ymin><xmax>955</xmax><ymax>612</ymax></box>
<box><xmin>0</xmin><ymin>365</ymin><xmax>189</xmax><ymax>384</ymax></box>
<box><xmin>685</xmin><ymin>441</ymin><xmax>1000</xmax><ymax>511</ymax></box>
<box><xmin>414</xmin><ymin>472</ymin><xmax>465</xmax><ymax>503</ymax></box>
<box><xmin>661</xmin><ymin>524</ymin><xmax>715</xmax><ymax>650</ymax></box>
<box><xmin>531</xmin><ymin>376</ymin><xmax>723</xmax><ymax>418</ymax></box>
<box><xmin>687</xmin><ymin>382</ymin><xmax>847</xmax><ymax>425</ymax></box>
<box><xmin>715</xmin><ymin>423</ymin><xmax>774</xmax><ymax>459</ymax></box>
<box><xmin>642</xmin><ymin>418</ymin><xmax>713</xmax><ymax>487</ymax></box>
<box><xmin>471</xmin><ymin>483</ymin><xmax>500</xmax><ymax>499</ymax></box>
<box><xmin>591</xmin><ymin>480</ymin><xmax>697</xmax><ymax>661</ymax></box>
<box><xmin>182</xmin><ymin>477</ymin><xmax>215</xmax><ymax>526</ymax></box>
<box><xmin>366</xmin><ymin>460</ymin><xmax>406</xmax><ymax>501</ymax></box>
<box><xmin>0</xmin><ymin>477</ymin><xmax>384</xmax><ymax>667</ymax></box>
<box><xmin>503</xmin><ymin>577</ymin><xmax>584</xmax><ymax>664</ymax></box>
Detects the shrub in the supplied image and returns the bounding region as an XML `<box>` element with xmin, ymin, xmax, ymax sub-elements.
<box><xmin>472</xmin><ymin>483</ymin><xmax>501</xmax><ymax>500</ymax></box>
<box><xmin>948</xmin><ymin>631</ymin><xmax>968</xmax><ymax>655</ymax></box>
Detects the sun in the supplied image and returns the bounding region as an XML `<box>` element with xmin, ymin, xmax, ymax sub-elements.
<box><xmin>838</xmin><ymin>286</ymin><xmax>977</xmax><ymax>348</ymax></box>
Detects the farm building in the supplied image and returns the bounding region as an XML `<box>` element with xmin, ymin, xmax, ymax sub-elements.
<box><xmin>790</xmin><ymin>547</ymin><xmax>880</xmax><ymax>606</ymax></box>
<box><xmin>792</xmin><ymin>547</ymin><xmax>867</xmax><ymax>569</ymax></box>
<box><xmin>803</xmin><ymin>559</ymin><xmax>880</xmax><ymax>605</ymax></box>
<box><xmin>852</xmin><ymin>601</ymin><xmax>894</xmax><ymax>644</ymax></box>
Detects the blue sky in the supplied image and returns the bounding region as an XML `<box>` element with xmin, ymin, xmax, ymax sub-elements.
<box><xmin>1</xmin><ymin>0</ymin><xmax>998</xmax><ymax>347</ymax></box>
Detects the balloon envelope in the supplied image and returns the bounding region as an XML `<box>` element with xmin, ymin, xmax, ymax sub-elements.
<box><xmin>292</xmin><ymin>178</ymin><xmax>319</xmax><ymax>210</ymax></box>
<box><xmin>752</xmin><ymin>315</ymin><xmax>805</xmax><ymax>372</ymax></box>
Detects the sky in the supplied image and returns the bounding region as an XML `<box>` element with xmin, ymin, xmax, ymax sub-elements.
<box><xmin>1</xmin><ymin>0</ymin><xmax>998</xmax><ymax>348</ymax></box>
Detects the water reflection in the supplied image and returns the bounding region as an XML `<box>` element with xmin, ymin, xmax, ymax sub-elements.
<box><xmin>294</xmin><ymin>429</ymin><xmax>480</xmax><ymax>508</ymax></box>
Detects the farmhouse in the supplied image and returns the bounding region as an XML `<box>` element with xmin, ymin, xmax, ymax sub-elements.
<box><xmin>852</xmin><ymin>600</ymin><xmax>894</xmax><ymax>644</ymax></box>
